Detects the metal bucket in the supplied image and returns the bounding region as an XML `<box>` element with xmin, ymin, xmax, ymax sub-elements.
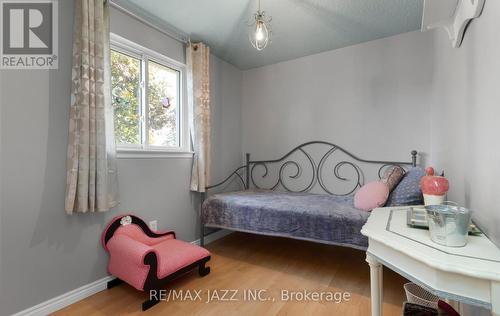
<box><xmin>425</xmin><ymin>204</ymin><xmax>472</xmax><ymax>247</ymax></box>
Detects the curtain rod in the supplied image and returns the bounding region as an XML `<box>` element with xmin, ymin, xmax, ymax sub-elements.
<box><xmin>108</xmin><ymin>0</ymin><xmax>188</xmax><ymax>44</ymax></box>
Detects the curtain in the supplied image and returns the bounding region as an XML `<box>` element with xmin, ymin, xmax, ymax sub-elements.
<box><xmin>65</xmin><ymin>0</ymin><xmax>119</xmax><ymax>214</ymax></box>
<box><xmin>187</xmin><ymin>42</ymin><xmax>211</xmax><ymax>192</ymax></box>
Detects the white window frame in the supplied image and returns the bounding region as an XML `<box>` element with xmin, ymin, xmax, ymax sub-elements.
<box><xmin>110</xmin><ymin>33</ymin><xmax>192</xmax><ymax>159</ymax></box>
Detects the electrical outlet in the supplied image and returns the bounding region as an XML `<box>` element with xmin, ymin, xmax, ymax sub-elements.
<box><xmin>149</xmin><ymin>220</ymin><xmax>158</xmax><ymax>231</ymax></box>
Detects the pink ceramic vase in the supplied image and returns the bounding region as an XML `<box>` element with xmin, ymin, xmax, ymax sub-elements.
<box><xmin>420</xmin><ymin>167</ymin><xmax>449</xmax><ymax>205</ymax></box>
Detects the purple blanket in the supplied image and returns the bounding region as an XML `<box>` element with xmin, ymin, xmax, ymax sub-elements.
<box><xmin>202</xmin><ymin>190</ymin><xmax>370</xmax><ymax>250</ymax></box>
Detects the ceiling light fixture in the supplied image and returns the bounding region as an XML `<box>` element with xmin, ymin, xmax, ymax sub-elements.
<box><xmin>248</xmin><ymin>0</ymin><xmax>272</xmax><ymax>51</ymax></box>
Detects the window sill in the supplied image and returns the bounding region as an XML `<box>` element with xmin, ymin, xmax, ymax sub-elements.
<box><xmin>117</xmin><ymin>149</ymin><xmax>194</xmax><ymax>159</ymax></box>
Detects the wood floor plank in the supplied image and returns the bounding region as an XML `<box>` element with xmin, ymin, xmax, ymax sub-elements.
<box><xmin>53</xmin><ymin>233</ymin><xmax>407</xmax><ymax>316</ymax></box>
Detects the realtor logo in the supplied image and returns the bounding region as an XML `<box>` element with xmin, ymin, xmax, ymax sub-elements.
<box><xmin>1</xmin><ymin>0</ymin><xmax>58</xmax><ymax>69</ymax></box>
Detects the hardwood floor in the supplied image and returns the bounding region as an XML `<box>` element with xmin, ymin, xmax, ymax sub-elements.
<box><xmin>53</xmin><ymin>232</ymin><xmax>408</xmax><ymax>316</ymax></box>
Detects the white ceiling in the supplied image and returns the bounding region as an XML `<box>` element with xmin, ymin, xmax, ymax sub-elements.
<box><xmin>114</xmin><ymin>0</ymin><xmax>424</xmax><ymax>70</ymax></box>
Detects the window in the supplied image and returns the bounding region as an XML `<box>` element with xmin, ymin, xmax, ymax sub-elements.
<box><xmin>110</xmin><ymin>34</ymin><xmax>189</xmax><ymax>157</ymax></box>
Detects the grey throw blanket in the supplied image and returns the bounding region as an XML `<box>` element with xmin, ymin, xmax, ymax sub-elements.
<box><xmin>202</xmin><ymin>190</ymin><xmax>370</xmax><ymax>250</ymax></box>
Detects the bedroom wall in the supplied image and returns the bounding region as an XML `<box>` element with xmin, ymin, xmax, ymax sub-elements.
<box><xmin>241</xmin><ymin>31</ymin><xmax>435</xmax><ymax>179</ymax></box>
<box><xmin>428</xmin><ymin>0</ymin><xmax>500</xmax><ymax>249</ymax></box>
<box><xmin>0</xmin><ymin>2</ymin><xmax>242</xmax><ymax>315</ymax></box>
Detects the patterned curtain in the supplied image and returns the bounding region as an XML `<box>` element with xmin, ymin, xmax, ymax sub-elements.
<box><xmin>65</xmin><ymin>0</ymin><xmax>119</xmax><ymax>214</ymax></box>
<box><xmin>187</xmin><ymin>42</ymin><xmax>211</xmax><ymax>192</ymax></box>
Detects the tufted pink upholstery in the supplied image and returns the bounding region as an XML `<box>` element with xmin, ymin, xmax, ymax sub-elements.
<box><xmin>103</xmin><ymin>215</ymin><xmax>210</xmax><ymax>292</ymax></box>
<box><xmin>153</xmin><ymin>239</ymin><xmax>210</xmax><ymax>279</ymax></box>
<box><xmin>107</xmin><ymin>234</ymin><xmax>152</xmax><ymax>290</ymax></box>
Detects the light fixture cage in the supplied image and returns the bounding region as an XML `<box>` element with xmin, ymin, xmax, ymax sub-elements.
<box><xmin>248</xmin><ymin>1</ymin><xmax>272</xmax><ymax>51</ymax></box>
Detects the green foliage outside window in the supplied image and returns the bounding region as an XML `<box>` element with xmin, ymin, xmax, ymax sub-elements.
<box><xmin>111</xmin><ymin>50</ymin><xmax>140</xmax><ymax>144</ymax></box>
<box><xmin>111</xmin><ymin>50</ymin><xmax>178</xmax><ymax>147</ymax></box>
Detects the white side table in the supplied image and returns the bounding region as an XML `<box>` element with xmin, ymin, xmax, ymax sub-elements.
<box><xmin>361</xmin><ymin>207</ymin><xmax>500</xmax><ymax>316</ymax></box>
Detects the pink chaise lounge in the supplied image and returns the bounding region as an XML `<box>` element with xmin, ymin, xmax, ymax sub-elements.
<box><xmin>102</xmin><ymin>214</ymin><xmax>211</xmax><ymax>310</ymax></box>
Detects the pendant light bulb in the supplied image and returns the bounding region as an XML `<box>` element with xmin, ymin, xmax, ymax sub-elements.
<box><xmin>255</xmin><ymin>23</ymin><xmax>264</xmax><ymax>41</ymax></box>
<box><xmin>248</xmin><ymin>0</ymin><xmax>272</xmax><ymax>51</ymax></box>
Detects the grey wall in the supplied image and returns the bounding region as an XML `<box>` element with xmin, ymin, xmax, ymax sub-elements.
<box><xmin>110</xmin><ymin>7</ymin><xmax>185</xmax><ymax>63</ymax></box>
<box><xmin>427</xmin><ymin>0</ymin><xmax>500</xmax><ymax>249</ymax></box>
<box><xmin>242</xmin><ymin>31</ymin><xmax>434</xmax><ymax>169</ymax></box>
<box><xmin>0</xmin><ymin>2</ymin><xmax>242</xmax><ymax>315</ymax></box>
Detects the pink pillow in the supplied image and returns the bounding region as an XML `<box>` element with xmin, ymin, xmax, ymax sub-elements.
<box><xmin>354</xmin><ymin>181</ymin><xmax>390</xmax><ymax>211</ymax></box>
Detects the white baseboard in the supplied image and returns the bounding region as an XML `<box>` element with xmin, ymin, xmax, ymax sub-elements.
<box><xmin>10</xmin><ymin>276</ymin><xmax>114</xmax><ymax>316</ymax></box>
<box><xmin>11</xmin><ymin>230</ymin><xmax>231</xmax><ymax>316</ymax></box>
<box><xmin>191</xmin><ymin>229</ymin><xmax>232</xmax><ymax>246</ymax></box>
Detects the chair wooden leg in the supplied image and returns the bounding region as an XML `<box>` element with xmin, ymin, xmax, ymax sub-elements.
<box><xmin>142</xmin><ymin>297</ymin><xmax>160</xmax><ymax>311</ymax></box>
<box><xmin>107</xmin><ymin>278</ymin><xmax>124</xmax><ymax>290</ymax></box>
<box><xmin>199</xmin><ymin>261</ymin><xmax>210</xmax><ymax>277</ymax></box>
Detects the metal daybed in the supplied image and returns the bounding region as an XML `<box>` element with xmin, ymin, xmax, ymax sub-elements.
<box><xmin>199</xmin><ymin>141</ymin><xmax>417</xmax><ymax>249</ymax></box>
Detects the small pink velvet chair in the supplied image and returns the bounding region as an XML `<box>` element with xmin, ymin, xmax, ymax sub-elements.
<box><xmin>102</xmin><ymin>215</ymin><xmax>211</xmax><ymax>311</ymax></box>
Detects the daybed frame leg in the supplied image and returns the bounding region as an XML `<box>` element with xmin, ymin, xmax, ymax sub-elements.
<box><xmin>199</xmin><ymin>261</ymin><xmax>210</xmax><ymax>277</ymax></box>
<box><xmin>200</xmin><ymin>192</ymin><xmax>206</xmax><ymax>247</ymax></box>
<box><xmin>142</xmin><ymin>296</ymin><xmax>161</xmax><ymax>311</ymax></box>
<box><xmin>106</xmin><ymin>278</ymin><xmax>124</xmax><ymax>289</ymax></box>
<box><xmin>200</xmin><ymin>223</ymin><xmax>205</xmax><ymax>247</ymax></box>
<box><xmin>246</xmin><ymin>153</ymin><xmax>251</xmax><ymax>189</ymax></box>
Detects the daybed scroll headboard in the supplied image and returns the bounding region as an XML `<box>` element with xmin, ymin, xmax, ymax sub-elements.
<box><xmin>205</xmin><ymin>141</ymin><xmax>417</xmax><ymax>196</ymax></box>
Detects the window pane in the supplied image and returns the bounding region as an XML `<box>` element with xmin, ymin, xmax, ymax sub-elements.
<box><xmin>148</xmin><ymin>60</ymin><xmax>180</xmax><ymax>147</ymax></box>
<box><xmin>111</xmin><ymin>50</ymin><xmax>141</xmax><ymax>145</ymax></box>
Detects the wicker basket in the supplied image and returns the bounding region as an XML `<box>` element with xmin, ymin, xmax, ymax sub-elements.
<box><xmin>404</xmin><ymin>282</ymin><xmax>440</xmax><ymax>310</ymax></box>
